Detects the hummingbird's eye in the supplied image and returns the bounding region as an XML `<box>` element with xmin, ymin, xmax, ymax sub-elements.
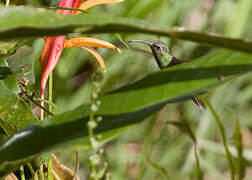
<box><xmin>154</xmin><ymin>45</ymin><xmax>161</xmax><ymax>50</ymax></box>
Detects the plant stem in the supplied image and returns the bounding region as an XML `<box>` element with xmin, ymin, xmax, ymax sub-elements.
<box><xmin>49</xmin><ymin>72</ymin><xmax>53</xmax><ymax>113</ymax></box>
<box><xmin>39</xmin><ymin>165</ymin><xmax>45</xmax><ymax>180</ymax></box>
<box><xmin>73</xmin><ymin>151</ymin><xmax>80</xmax><ymax>180</ymax></box>
<box><xmin>88</xmin><ymin>108</ymin><xmax>97</xmax><ymax>177</ymax></box>
<box><xmin>204</xmin><ymin>99</ymin><xmax>235</xmax><ymax>180</ymax></box>
<box><xmin>5</xmin><ymin>0</ymin><xmax>10</xmax><ymax>6</ymax></box>
<box><xmin>22</xmin><ymin>90</ymin><xmax>54</xmax><ymax>116</ymax></box>
<box><xmin>27</xmin><ymin>163</ymin><xmax>38</xmax><ymax>180</ymax></box>
<box><xmin>48</xmin><ymin>72</ymin><xmax>54</xmax><ymax>180</ymax></box>
<box><xmin>20</xmin><ymin>166</ymin><xmax>25</xmax><ymax>180</ymax></box>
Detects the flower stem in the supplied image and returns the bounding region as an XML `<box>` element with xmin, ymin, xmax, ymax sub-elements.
<box><xmin>27</xmin><ymin>163</ymin><xmax>38</xmax><ymax>180</ymax></box>
<box><xmin>20</xmin><ymin>166</ymin><xmax>25</xmax><ymax>180</ymax></box>
<box><xmin>48</xmin><ymin>72</ymin><xmax>54</xmax><ymax>180</ymax></box>
<box><xmin>39</xmin><ymin>165</ymin><xmax>44</xmax><ymax>180</ymax></box>
<box><xmin>5</xmin><ymin>0</ymin><xmax>10</xmax><ymax>6</ymax></box>
<box><xmin>49</xmin><ymin>72</ymin><xmax>53</xmax><ymax>113</ymax></box>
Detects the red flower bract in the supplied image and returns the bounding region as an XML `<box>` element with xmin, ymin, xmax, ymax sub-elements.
<box><xmin>39</xmin><ymin>0</ymin><xmax>123</xmax><ymax>119</ymax></box>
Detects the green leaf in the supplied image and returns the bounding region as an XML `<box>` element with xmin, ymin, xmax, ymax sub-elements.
<box><xmin>98</xmin><ymin>50</ymin><xmax>252</xmax><ymax>115</ymax></box>
<box><xmin>205</xmin><ymin>99</ymin><xmax>235</xmax><ymax>180</ymax></box>
<box><xmin>168</xmin><ymin>120</ymin><xmax>196</xmax><ymax>144</ymax></box>
<box><xmin>0</xmin><ymin>60</ymin><xmax>39</xmax><ymax>138</ymax></box>
<box><xmin>0</xmin><ymin>66</ymin><xmax>12</xmax><ymax>79</ymax></box>
<box><xmin>0</xmin><ymin>102</ymin><xmax>164</xmax><ymax>177</ymax></box>
<box><xmin>0</xmin><ymin>41</ymin><xmax>19</xmax><ymax>58</ymax></box>
<box><xmin>232</xmin><ymin>111</ymin><xmax>246</xmax><ymax>180</ymax></box>
<box><xmin>0</xmin><ymin>49</ymin><xmax>251</xmax><ymax>176</ymax></box>
<box><xmin>145</xmin><ymin>153</ymin><xmax>169</xmax><ymax>179</ymax></box>
<box><xmin>6</xmin><ymin>45</ymin><xmax>36</xmax><ymax>84</ymax></box>
<box><xmin>0</xmin><ymin>7</ymin><xmax>251</xmax><ymax>53</ymax></box>
<box><xmin>0</xmin><ymin>81</ymin><xmax>39</xmax><ymax>137</ymax></box>
<box><xmin>168</xmin><ymin>120</ymin><xmax>202</xmax><ymax>180</ymax></box>
<box><xmin>0</xmin><ymin>60</ymin><xmax>19</xmax><ymax>94</ymax></box>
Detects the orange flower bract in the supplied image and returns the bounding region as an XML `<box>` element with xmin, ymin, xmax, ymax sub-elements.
<box><xmin>40</xmin><ymin>0</ymin><xmax>123</xmax><ymax>119</ymax></box>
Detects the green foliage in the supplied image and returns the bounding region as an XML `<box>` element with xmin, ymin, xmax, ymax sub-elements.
<box><xmin>0</xmin><ymin>7</ymin><xmax>251</xmax><ymax>53</ymax></box>
<box><xmin>0</xmin><ymin>0</ymin><xmax>252</xmax><ymax>179</ymax></box>
<box><xmin>100</xmin><ymin>50</ymin><xmax>252</xmax><ymax>114</ymax></box>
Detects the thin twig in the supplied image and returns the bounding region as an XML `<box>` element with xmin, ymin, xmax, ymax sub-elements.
<box><xmin>22</xmin><ymin>90</ymin><xmax>55</xmax><ymax>116</ymax></box>
<box><xmin>27</xmin><ymin>163</ymin><xmax>38</xmax><ymax>180</ymax></box>
<box><xmin>73</xmin><ymin>151</ymin><xmax>80</xmax><ymax>180</ymax></box>
<box><xmin>18</xmin><ymin>81</ymin><xmax>55</xmax><ymax>116</ymax></box>
<box><xmin>40</xmin><ymin>5</ymin><xmax>87</xmax><ymax>14</ymax></box>
<box><xmin>204</xmin><ymin>99</ymin><xmax>235</xmax><ymax>180</ymax></box>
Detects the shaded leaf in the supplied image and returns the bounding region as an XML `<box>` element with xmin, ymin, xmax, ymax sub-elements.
<box><xmin>0</xmin><ymin>60</ymin><xmax>19</xmax><ymax>93</ymax></box>
<box><xmin>168</xmin><ymin>120</ymin><xmax>202</xmax><ymax>179</ymax></box>
<box><xmin>0</xmin><ymin>82</ymin><xmax>39</xmax><ymax>137</ymax></box>
<box><xmin>98</xmin><ymin>50</ymin><xmax>252</xmax><ymax>115</ymax></box>
<box><xmin>0</xmin><ymin>66</ymin><xmax>12</xmax><ymax>79</ymax></box>
<box><xmin>0</xmin><ymin>102</ymin><xmax>164</xmax><ymax>177</ymax></box>
<box><xmin>0</xmin><ymin>49</ymin><xmax>252</xmax><ymax>176</ymax></box>
<box><xmin>0</xmin><ymin>61</ymin><xmax>39</xmax><ymax>137</ymax></box>
<box><xmin>232</xmin><ymin>111</ymin><xmax>246</xmax><ymax>179</ymax></box>
<box><xmin>0</xmin><ymin>7</ymin><xmax>251</xmax><ymax>53</ymax></box>
<box><xmin>0</xmin><ymin>42</ymin><xmax>19</xmax><ymax>58</ymax></box>
<box><xmin>205</xmin><ymin>99</ymin><xmax>235</xmax><ymax>180</ymax></box>
<box><xmin>168</xmin><ymin>120</ymin><xmax>196</xmax><ymax>144</ymax></box>
<box><xmin>6</xmin><ymin>45</ymin><xmax>36</xmax><ymax>84</ymax></box>
<box><xmin>145</xmin><ymin>154</ymin><xmax>169</xmax><ymax>179</ymax></box>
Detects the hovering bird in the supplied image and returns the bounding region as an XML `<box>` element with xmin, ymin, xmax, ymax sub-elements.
<box><xmin>128</xmin><ymin>40</ymin><xmax>206</xmax><ymax>111</ymax></box>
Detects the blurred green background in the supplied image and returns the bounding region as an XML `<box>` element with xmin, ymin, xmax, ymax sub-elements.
<box><xmin>46</xmin><ymin>0</ymin><xmax>252</xmax><ymax>179</ymax></box>
<box><xmin>2</xmin><ymin>0</ymin><xmax>252</xmax><ymax>179</ymax></box>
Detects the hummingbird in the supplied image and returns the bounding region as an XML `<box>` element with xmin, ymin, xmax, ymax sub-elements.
<box><xmin>128</xmin><ymin>40</ymin><xmax>206</xmax><ymax>112</ymax></box>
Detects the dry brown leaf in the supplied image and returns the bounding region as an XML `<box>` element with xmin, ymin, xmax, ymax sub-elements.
<box><xmin>52</xmin><ymin>154</ymin><xmax>80</xmax><ymax>180</ymax></box>
<box><xmin>5</xmin><ymin>173</ymin><xmax>18</xmax><ymax>180</ymax></box>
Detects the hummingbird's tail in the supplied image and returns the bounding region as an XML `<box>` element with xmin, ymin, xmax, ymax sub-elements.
<box><xmin>192</xmin><ymin>96</ymin><xmax>206</xmax><ymax>112</ymax></box>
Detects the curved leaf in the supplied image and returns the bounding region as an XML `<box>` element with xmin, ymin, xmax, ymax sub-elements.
<box><xmin>0</xmin><ymin>7</ymin><xmax>251</xmax><ymax>53</ymax></box>
<box><xmin>0</xmin><ymin>102</ymin><xmax>164</xmax><ymax>177</ymax></box>
<box><xmin>0</xmin><ymin>41</ymin><xmax>19</xmax><ymax>58</ymax></box>
<box><xmin>0</xmin><ymin>61</ymin><xmax>39</xmax><ymax>137</ymax></box>
<box><xmin>98</xmin><ymin>50</ymin><xmax>252</xmax><ymax>114</ymax></box>
<box><xmin>0</xmin><ymin>82</ymin><xmax>39</xmax><ymax>137</ymax></box>
<box><xmin>0</xmin><ymin>49</ymin><xmax>252</xmax><ymax>175</ymax></box>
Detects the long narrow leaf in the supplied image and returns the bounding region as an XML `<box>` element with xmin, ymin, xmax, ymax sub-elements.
<box><xmin>0</xmin><ymin>101</ymin><xmax>165</xmax><ymax>177</ymax></box>
<box><xmin>98</xmin><ymin>50</ymin><xmax>252</xmax><ymax>115</ymax></box>
<box><xmin>204</xmin><ymin>99</ymin><xmax>235</xmax><ymax>180</ymax></box>
<box><xmin>0</xmin><ymin>7</ymin><xmax>251</xmax><ymax>53</ymax></box>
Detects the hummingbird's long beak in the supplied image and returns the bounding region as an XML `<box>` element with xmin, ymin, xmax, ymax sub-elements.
<box><xmin>128</xmin><ymin>40</ymin><xmax>153</xmax><ymax>46</ymax></box>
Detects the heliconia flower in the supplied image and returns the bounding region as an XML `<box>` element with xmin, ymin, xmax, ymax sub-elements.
<box><xmin>40</xmin><ymin>0</ymin><xmax>124</xmax><ymax>119</ymax></box>
<box><xmin>64</xmin><ymin>37</ymin><xmax>121</xmax><ymax>71</ymax></box>
<box><xmin>75</xmin><ymin>0</ymin><xmax>124</xmax><ymax>14</ymax></box>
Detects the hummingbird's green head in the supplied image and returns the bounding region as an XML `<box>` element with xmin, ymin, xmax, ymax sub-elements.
<box><xmin>149</xmin><ymin>40</ymin><xmax>172</xmax><ymax>68</ymax></box>
<box><xmin>150</xmin><ymin>40</ymin><xmax>169</xmax><ymax>54</ymax></box>
<box><xmin>127</xmin><ymin>39</ymin><xmax>173</xmax><ymax>69</ymax></box>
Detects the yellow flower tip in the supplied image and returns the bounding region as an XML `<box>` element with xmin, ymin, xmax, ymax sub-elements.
<box><xmin>116</xmin><ymin>47</ymin><xmax>122</xmax><ymax>53</ymax></box>
<box><xmin>81</xmin><ymin>47</ymin><xmax>106</xmax><ymax>72</ymax></box>
<box><xmin>79</xmin><ymin>0</ymin><xmax>125</xmax><ymax>12</ymax></box>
